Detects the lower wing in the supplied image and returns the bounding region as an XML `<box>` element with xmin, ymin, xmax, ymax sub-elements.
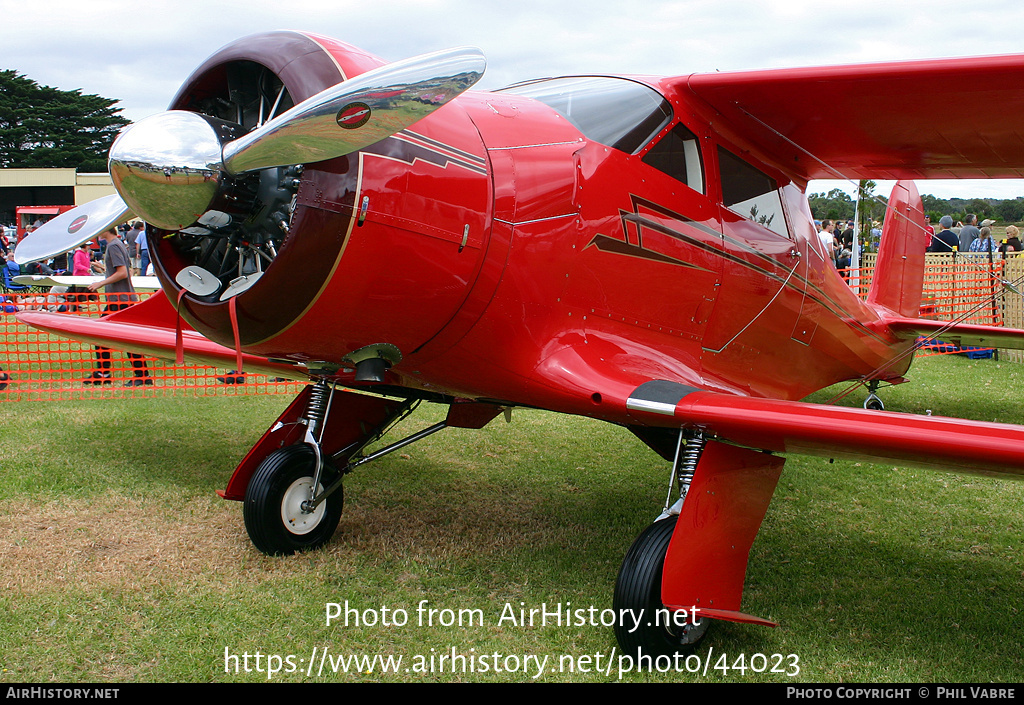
<box><xmin>15</xmin><ymin>290</ymin><xmax>303</xmax><ymax>380</ymax></box>
<box><xmin>626</xmin><ymin>380</ymin><xmax>1024</xmax><ymax>478</ymax></box>
<box><xmin>18</xmin><ymin>293</ymin><xmax>1024</xmax><ymax>476</ymax></box>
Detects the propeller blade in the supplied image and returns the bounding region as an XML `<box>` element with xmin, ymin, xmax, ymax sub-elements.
<box><xmin>14</xmin><ymin>194</ymin><xmax>133</xmax><ymax>265</ymax></box>
<box><xmin>221</xmin><ymin>46</ymin><xmax>486</xmax><ymax>175</ymax></box>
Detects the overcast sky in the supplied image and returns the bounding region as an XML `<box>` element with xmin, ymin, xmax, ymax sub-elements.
<box><xmin>6</xmin><ymin>0</ymin><xmax>1024</xmax><ymax>201</ymax></box>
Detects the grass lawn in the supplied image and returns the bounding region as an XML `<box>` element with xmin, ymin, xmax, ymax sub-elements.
<box><xmin>0</xmin><ymin>354</ymin><xmax>1022</xmax><ymax>683</ymax></box>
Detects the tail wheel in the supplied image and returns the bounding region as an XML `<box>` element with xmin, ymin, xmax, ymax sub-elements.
<box><xmin>613</xmin><ymin>517</ymin><xmax>711</xmax><ymax>658</ymax></box>
<box><xmin>243</xmin><ymin>444</ymin><xmax>343</xmax><ymax>555</ymax></box>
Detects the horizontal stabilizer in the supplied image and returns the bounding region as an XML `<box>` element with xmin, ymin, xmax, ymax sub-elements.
<box><xmin>885</xmin><ymin>317</ymin><xmax>1024</xmax><ymax>350</ymax></box>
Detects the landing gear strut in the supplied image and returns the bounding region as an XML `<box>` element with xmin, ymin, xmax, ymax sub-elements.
<box><xmin>236</xmin><ymin>382</ymin><xmax>478</xmax><ymax>556</ymax></box>
<box><xmin>614</xmin><ymin>431</ymin><xmax>786</xmax><ymax>659</ymax></box>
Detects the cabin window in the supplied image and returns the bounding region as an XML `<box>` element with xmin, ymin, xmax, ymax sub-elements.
<box><xmin>642</xmin><ymin>123</ymin><xmax>705</xmax><ymax>194</ymax></box>
<box><xmin>499</xmin><ymin>76</ymin><xmax>672</xmax><ymax>154</ymax></box>
<box><xmin>718</xmin><ymin>147</ymin><xmax>789</xmax><ymax>237</ymax></box>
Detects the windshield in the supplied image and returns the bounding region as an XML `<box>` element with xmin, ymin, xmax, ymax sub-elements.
<box><xmin>499</xmin><ymin>76</ymin><xmax>672</xmax><ymax>154</ymax></box>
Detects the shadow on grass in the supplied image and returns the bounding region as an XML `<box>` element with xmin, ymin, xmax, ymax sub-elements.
<box><xmin>5</xmin><ymin>354</ymin><xmax>1024</xmax><ymax>681</ymax></box>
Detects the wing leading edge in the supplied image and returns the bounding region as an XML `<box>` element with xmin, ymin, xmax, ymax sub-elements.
<box><xmin>15</xmin><ymin>291</ymin><xmax>303</xmax><ymax>380</ymax></box>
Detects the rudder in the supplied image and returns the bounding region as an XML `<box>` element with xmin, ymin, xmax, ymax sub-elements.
<box><xmin>867</xmin><ymin>180</ymin><xmax>929</xmax><ymax>318</ymax></box>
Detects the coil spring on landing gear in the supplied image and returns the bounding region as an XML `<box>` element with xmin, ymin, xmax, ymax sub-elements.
<box><xmin>661</xmin><ymin>429</ymin><xmax>706</xmax><ymax>519</ymax></box>
<box><xmin>301</xmin><ymin>379</ymin><xmax>336</xmax><ymax>503</ymax></box>
<box><xmin>677</xmin><ymin>430</ymin><xmax>705</xmax><ymax>499</ymax></box>
<box><xmin>306</xmin><ymin>380</ymin><xmax>331</xmax><ymax>439</ymax></box>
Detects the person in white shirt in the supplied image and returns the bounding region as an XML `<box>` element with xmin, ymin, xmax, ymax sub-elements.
<box><xmin>818</xmin><ymin>219</ymin><xmax>837</xmax><ymax>260</ymax></box>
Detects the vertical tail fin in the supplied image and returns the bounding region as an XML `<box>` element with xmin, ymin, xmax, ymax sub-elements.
<box><xmin>867</xmin><ymin>180</ymin><xmax>929</xmax><ymax>318</ymax></box>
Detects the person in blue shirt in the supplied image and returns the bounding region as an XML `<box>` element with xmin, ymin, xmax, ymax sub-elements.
<box><xmin>969</xmin><ymin>226</ymin><xmax>997</xmax><ymax>253</ymax></box>
<box><xmin>137</xmin><ymin>225</ymin><xmax>151</xmax><ymax>276</ymax></box>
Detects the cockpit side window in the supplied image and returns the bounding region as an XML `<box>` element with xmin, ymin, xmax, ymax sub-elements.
<box><xmin>718</xmin><ymin>146</ymin><xmax>790</xmax><ymax>238</ymax></box>
<box><xmin>642</xmin><ymin>123</ymin><xmax>705</xmax><ymax>194</ymax></box>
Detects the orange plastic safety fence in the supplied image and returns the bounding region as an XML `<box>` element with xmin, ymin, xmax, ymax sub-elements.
<box><xmin>0</xmin><ymin>290</ymin><xmax>306</xmax><ymax>402</ymax></box>
<box><xmin>838</xmin><ymin>253</ymin><xmax>1007</xmax><ymax>358</ymax></box>
<box><xmin>4</xmin><ymin>252</ymin><xmax>1018</xmax><ymax>402</ymax></box>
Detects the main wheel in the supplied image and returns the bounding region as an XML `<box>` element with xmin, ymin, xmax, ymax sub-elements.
<box><xmin>613</xmin><ymin>517</ymin><xmax>711</xmax><ymax>658</ymax></box>
<box><xmin>243</xmin><ymin>444</ymin><xmax>343</xmax><ymax>555</ymax></box>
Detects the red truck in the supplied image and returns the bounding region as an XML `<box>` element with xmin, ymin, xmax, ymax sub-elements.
<box><xmin>15</xmin><ymin>205</ymin><xmax>77</xmax><ymax>243</ymax></box>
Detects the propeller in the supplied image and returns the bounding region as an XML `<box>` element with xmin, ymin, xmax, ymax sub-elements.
<box><xmin>16</xmin><ymin>45</ymin><xmax>486</xmax><ymax>266</ymax></box>
<box><xmin>110</xmin><ymin>45</ymin><xmax>486</xmax><ymax>231</ymax></box>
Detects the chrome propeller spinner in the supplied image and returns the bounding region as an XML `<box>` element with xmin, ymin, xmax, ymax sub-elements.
<box><xmin>108</xmin><ymin>111</ymin><xmax>233</xmax><ymax>231</ymax></box>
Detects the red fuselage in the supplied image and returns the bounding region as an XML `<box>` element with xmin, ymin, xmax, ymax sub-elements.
<box><xmin>150</xmin><ymin>33</ymin><xmax>914</xmax><ymax>421</ymax></box>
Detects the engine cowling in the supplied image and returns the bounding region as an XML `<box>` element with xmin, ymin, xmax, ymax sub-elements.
<box><xmin>146</xmin><ymin>31</ymin><xmax>493</xmax><ymax>375</ymax></box>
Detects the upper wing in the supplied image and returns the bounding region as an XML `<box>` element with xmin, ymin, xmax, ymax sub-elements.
<box><xmin>677</xmin><ymin>54</ymin><xmax>1024</xmax><ymax>180</ymax></box>
<box><xmin>626</xmin><ymin>380</ymin><xmax>1024</xmax><ymax>478</ymax></box>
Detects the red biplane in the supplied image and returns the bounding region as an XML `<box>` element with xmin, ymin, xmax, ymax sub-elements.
<box><xmin>17</xmin><ymin>31</ymin><xmax>1024</xmax><ymax>656</ymax></box>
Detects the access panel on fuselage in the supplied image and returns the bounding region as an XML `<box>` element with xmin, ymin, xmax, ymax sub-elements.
<box><xmin>566</xmin><ymin>141</ymin><xmax>724</xmax><ymax>350</ymax></box>
<box><xmin>700</xmin><ymin>144</ymin><xmax>806</xmax><ymax>348</ymax></box>
<box><xmin>255</xmin><ymin>106</ymin><xmax>493</xmax><ymax>362</ymax></box>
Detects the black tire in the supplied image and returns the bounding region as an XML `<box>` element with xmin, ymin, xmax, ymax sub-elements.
<box><xmin>243</xmin><ymin>444</ymin><xmax>343</xmax><ymax>555</ymax></box>
<box><xmin>613</xmin><ymin>517</ymin><xmax>711</xmax><ymax>659</ymax></box>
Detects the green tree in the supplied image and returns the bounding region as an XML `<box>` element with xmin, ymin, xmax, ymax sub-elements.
<box><xmin>0</xmin><ymin>70</ymin><xmax>128</xmax><ymax>172</ymax></box>
<box><xmin>965</xmin><ymin>198</ymin><xmax>991</xmax><ymax>220</ymax></box>
<box><xmin>856</xmin><ymin>179</ymin><xmax>877</xmax><ymax>234</ymax></box>
<box><xmin>808</xmin><ymin>188</ymin><xmax>855</xmax><ymax>221</ymax></box>
<box><xmin>996</xmin><ymin>197</ymin><xmax>1024</xmax><ymax>223</ymax></box>
<box><xmin>921</xmin><ymin>194</ymin><xmax>951</xmax><ymax>217</ymax></box>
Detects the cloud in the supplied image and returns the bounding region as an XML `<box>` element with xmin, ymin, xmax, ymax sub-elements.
<box><xmin>5</xmin><ymin>0</ymin><xmax>1024</xmax><ymax>198</ymax></box>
